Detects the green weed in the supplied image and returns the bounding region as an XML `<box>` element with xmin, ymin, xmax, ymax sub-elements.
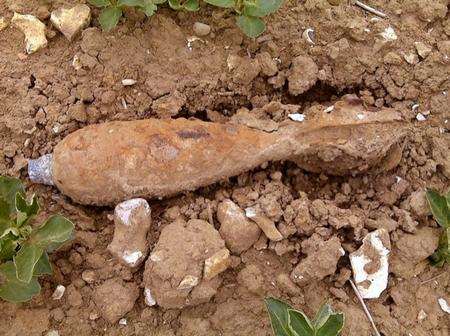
<box><xmin>426</xmin><ymin>189</ymin><xmax>450</xmax><ymax>267</ymax></box>
<box><xmin>265</xmin><ymin>297</ymin><xmax>344</xmax><ymax>336</ymax></box>
<box><xmin>88</xmin><ymin>0</ymin><xmax>283</xmax><ymax>38</ymax></box>
<box><xmin>0</xmin><ymin>176</ymin><xmax>74</xmax><ymax>303</ymax></box>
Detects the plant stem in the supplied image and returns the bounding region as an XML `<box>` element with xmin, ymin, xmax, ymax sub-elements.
<box><xmin>349</xmin><ymin>279</ymin><xmax>381</xmax><ymax>336</ymax></box>
<box><xmin>354</xmin><ymin>1</ymin><xmax>388</xmax><ymax>18</ymax></box>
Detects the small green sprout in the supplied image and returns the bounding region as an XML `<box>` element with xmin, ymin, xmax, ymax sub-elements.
<box><xmin>265</xmin><ymin>297</ymin><xmax>344</xmax><ymax>336</ymax></box>
<box><xmin>88</xmin><ymin>0</ymin><xmax>283</xmax><ymax>37</ymax></box>
<box><xmin>0</xmin><ymin>176</ymin><xmax>74</xmax><ymax>303</ymax></box>
<box><xmin>426</xmin><ymin>189</ymin><xmax>450</xmax><ymax>267</ymax></box>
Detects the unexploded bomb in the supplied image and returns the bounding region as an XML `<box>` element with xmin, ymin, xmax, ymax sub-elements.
<box><xmin>28</xmin><ymin>95</ymin><xmax>407</xmax><ymax>206</ymax></box>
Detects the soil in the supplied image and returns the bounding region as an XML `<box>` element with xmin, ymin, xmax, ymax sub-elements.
<box><xmin>0</xmin><ymin>0</ymin><xmax>449</xmax><ymax>335</ymax></box>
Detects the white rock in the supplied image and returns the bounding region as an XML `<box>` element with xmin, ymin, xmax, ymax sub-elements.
<box><xmin>438</xmin><ymin>298</ymin><xmax>450</xmax><ymax>314</ymax></box>
<box><xmin>52</xmin><ymin>285</ymin><xmax>66</xmax><ymax>300</ymax></box>
<box><xmin>288</xmin><ymin>113</ymin><xmax>305</xmax><ymax>122</ymax></box>
<box><xmin>118</xmin><ymin>318</ymin><xmax>127</xmax><ymax>325</ymax></box>
<box><xmin>50</xmin><ymin>5</ymin><xmax>91</xmax><ymax>41</ymax></box>
<box><xmin>144</xmin><ymin>287</ymin><xmax>156</xmax><ymax>306</ymax></box>
<box><xmin>417</xmin><ymin>309</ymin><xmax>427</xmax><ymax>321</ymax></box>
<box><xmin>403</xmin><ymin>52</ymin><xmax>419</xmax><ymax>65</ymax></box>
<box><xmin>379</xmin><ymin>26</ymin><xmax>397</xmax><ymax>42</ymax></box>
<box><xmin>11</xmin><ymin>13</ymin><xmax>47</xmax><ymax>54</ymax></box>
<box><xmin>122</xmin><ymin>250</ymin><xmax>143</xmax><ymax>267</ymax></box>
<box><xmin>193</xmin><ymin>22</ymin><xmax>211</xmax><ymax>36</ymax></box>
<box><xmin>122</xmin><ymin>79</ymin><xmax>137</xmax><ymax>86</ymax></box>
<box><xmin>46</xmin><ymin>331</ymin><xmax>60</xmax><ymax>336</ymax></box>
<box><xmin>414</xmin><ymin>42</ymin><xmax>432</xmax><ymax>59</ymax></box>
<box><xmin>416</xmin><ymin>112</ymin><xmax>426</xmax><ymax>121</ymax></box>
<box><xmin>350</xmin><ymin>229</ymin><xmax>390</xmax><ymax>299</ymax></box>
<box><xmin>302</xmin><ymin>28</ymin><xmax>315</xmax><ymax>44</ymax></box>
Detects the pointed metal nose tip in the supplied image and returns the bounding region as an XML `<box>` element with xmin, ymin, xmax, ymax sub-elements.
<box><xmin>28</xmin><ymin>154</ymin><xmax>54</xmax><ymax>186</ymax></box>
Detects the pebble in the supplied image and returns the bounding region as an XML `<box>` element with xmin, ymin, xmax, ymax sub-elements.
<box><xmin>11</xmin><ymin>13</ymin><xmax>47</xmax><ymax>54</ymax></box>
<box><xmin>416</xmin><ymin>112</ymin><xmax>426</xmax><ymax>121</ymax></box>
<box><xmin>245</xmin><ymin>207</ymin><xmax>283</xmax><ymax>241</ymax></box>
<box><xmin>350</xmin><ymin>229</ymin><xmax>390</xmax><ymax>299</ymax></box>
<box><xmin>414</xmin><ymin>42</ymin><xmax>432</xmax><ymax>59</ymax></box>
<box><xmin>46</xmin><ymin>331</ymin><xmax>60</xmax><ymax>336</ymax></box>
<box><xmin>118</xmin><ymin>318</ymin><xmax>127</xmax><ymax>326</ymax></box>
<box><xmin>122</xmin><ymin>79</ymin><xmax>137</xmax><ymax>86</ymax></box>
<box><xmin>193</xmin><ymin>22</ymin><xmax>211</xmax><ymax>36</ymax></box>
<box><xmin>52</xmin><ymin>285</ymin><xmax>66</xmax><ymax>300</ymax></box>
<box><xmin>302</xmin><ymin>28</ymin><xmax>315</xmax><ymax>44</ymax></box>
<box><xmin>0</xmin><ymin>17</ymin><xmax>8</xmax><ymax>31</ymax></box>
<box><xmin>203</xmin><ymin>248</ymin><xmax>231</xmax><ymax>281</ymax></box>
<box><xmin>50</xmin><ymin>5</ymin><xmax>91</xmax><ymax>41</ymax></box>
<box><xmin>438</xmin><ymin>298</ymin><xmax>450</xmax><ymax>314</ymax></box>
<box><xmin>144</xmin><ymin>288</ymin><xmax>156</xmax><ymax>306</ymax></box>
<box><xmin>288</xmin><ymin>113</ymin><xmax>305</xmax><ymax>122</ymax></box>
<box><xmin>379</xmin><ymin>26</ymin><xmax>397</xmax><ymax>42</ymax></box>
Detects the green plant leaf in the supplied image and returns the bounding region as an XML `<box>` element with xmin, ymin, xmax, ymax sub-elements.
<box><xmin>0</xmin><ymin>176</ymin><xmax>25</xmax><ymax>214</ymax></box>
<box><xmin>168</xmin><ymin>0</ymin><xmax>182</xmax><ymax>9</ymax></box>
<box><xmin>243</xmin><ymin>0</ymin><xmax>283</xmax><ymax>17</ymax></box>
<box><xmin>29</xmin><ymin>215</ymin><xmax>74</xmax><ymax>249</ymax></box>
<box><xmin>314</xmin><ymin>303</ymin><xmax>333</xmax><ymax>329</ymax></box>
<box><xmin>88</xmin><ymin>0</ymin><xmax>112</xmax><ymax>7</ymax></box>
<box><xmin>236</xmin><ymin>15</ymin><xmax>265</xmax><ymax>38</ymax></box>
<box><xmin>446</xmin><ymin>191</ymin><xmax>450</xmax><ymax>208</ymax></box>
<box><xmin>99</xmin><ymin>6</ymin><xmax>123</xmax><ymax>31</ymax></box>
<box><xmin>0</xmin><ymin>262</ymin><xmax>40</xmax><ymax>303</ymax></box>
<box><xmin>140</xmin><ymin>1</ymin><xmax>157</xmax><ymax>16</ymax></box>
<box><xmin>288</xmin><ymin>309</ymin><xmax>314</xmax><ymax>336</ymax></box>
<box><xmin>204</xmin><ymin>0</ymin><xmax>235</xmax><ymax>8</ymax></box>
<box><xmin>14</xmin><ymin>243</ymin><xmax>43</xmax><ymax>283</ymax></box>
<box><xmin>316</xmin><ymin>312</ymin><xmax>344</xmax><ymax>336</ymax></box>
<box><xmin>117</xmin><ymin>0</ymin><xmax>147</xmax><ymax>6</ymax></box>
<box><xmin>265</xmin><ymin>297</ymin><xmax>295</xmax><ymax>336</ymax></box>
<box><xmin>0</xmin><ymin>234</ymin><xmax>18</xmax><ymax>262</ymax></box>
<box><xmin>184</xmin><ymin>0</ymin><xmax>199</xmax><ymax>11</ymax></box>
<box><xmin>426</xmin><ymin>189</ymin><xmax>449</xmax><ymax>228</ymax></box>
<box><xmin>430</xmin><ymin>227</ymin><xmax>450</xmax><ymax>267</ymax></box>
<box><xmin>15</xmin><ymin>193</ymin><xmax>39</xmax><ymax>227</ymax></box>
<box><xmin>33</xmin><ymin>252</ymin><xmax>52</xmax><ymax>276</ymax></box>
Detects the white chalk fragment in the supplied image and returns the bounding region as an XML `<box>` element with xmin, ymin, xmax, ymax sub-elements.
<box><xmin>380</xmin><ymin>27</ymin><xmax>397</xmax><ymax>42</ymax></box>
<box><xmin>416</xmin><ymin>113</ymin><xmax>426</xmax><ymax>122</ymax></box>
<box><xmin>288</xmin><ymin>113</ymin><xmax>305</xmax><ymax>122</ymax></box>
<box><xmin>417</xmin><ymin>309</ymin><xmax>427</xmax><ymax>321</ymax></box>
<box><xmin>115</xmin><ymin>198</ymin><xmax>150</xmax><ymax>225</ymax></box>
<box><xmin>122</xmin><ymin>79</ymin><xmax>137</xmax><ymax>86</ymax></box>
<box><xmin>245</xmin><ymin>207</ymin><xmax>257</xmax><ymax>218</ymax></box>
<box><xmin>52</xmin><ymin>285</ymin><xmax>66</xmax><ymax>300</ymax></box>
<box><xmin>438</xmin><ymin>298</ymin><xmax>450</xmax><ymax>314</ymax></box>
<box><xmin>324</xmin><ymin>105</ymin><xmax>334</xmax><ymax>113</ymax></box>
<box><xmin>144</xmin><ymin>287</ymin><xmax>156</xmax><ymax>306</ymax></box>
<box><xmin>122</xmin><ymin>250</ymin><xmax>143</xmax><ymax>267</ymax></box>
<box><xmin>350</xmin><ymin>229</ymin><xmax>390</xmax><ymax>299</ymax></box>
<box><xmin>118</xmin><ymin>318</ymin><xmax>127</xmax><ymax>325</ymax></box>
<box><xmin>356</xmin><ymin>113</ymin><xmax>365</xmax><ymax>120</ymax></box>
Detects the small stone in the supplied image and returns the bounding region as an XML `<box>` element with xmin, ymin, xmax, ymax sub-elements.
<box><xmin>177</xmin><ymin>275</ymin><xmax>199</xmax><ymax>290</ymax></box>
<box><xmin>416</xmin><ymin>112</ymin><xmax>426</xmax><ymax>121</ymax></box>
<box><xmin>204</xmin><ymin>248</ymin><xmax>231</xmax><ymax>281</ymax></box>
<box><xmin>52</xmin><ymin>285</ymin><xmax>66</xmax><ymax>300</ymax></box>
<box><xmin>11</xmin><ymin>13</ymin><xmax>48</xmax><ymax>54</ymax></box>
<box><xmin>93</xmin><ymin>278</ymin><xmax>139</xmax><ymax>324</ymax></box>
<box><xmin>287</xmin><ymin>56</ymin><xmax>318</xmax><ymax>95</ymax></box>
<box><xmin>404</xmin><ymin>52</ymin><xmax>419</xmax><ymax>65</ymax></box>
<box><xmin>350</xmin><ymin>229</ymin><xmax>390</xmax><ymax>299</ymax></box>
<box><xmin>414</xmin><ymin>42</ymin><xmax>432</xmax><ymax>58</ymax></box>
<box><xmin>217</xmin><ymin>200</ymin><xmax>261</xmax><ymax>254</ymax></box>
<box><xmin>0</xmin><ymin>17</ymin><xmax>8</xmax><ymax>31</ymax></box>
<box><xmin>50</xmin><ymin>5</ymin><xmax>91</xmax><ymax>41</ymax></box>
<box><xmin>122</xmin><ymin>79</ymin><xmax>137</xmax><ymax>86</ymax></box>
<box><xmin>108</xmin><ymin>198</ymin><xmax>152</xmax><ymax>268</ymax></box>
<box><xmin>417</xmin><ymin>309</ymin><xmax>427</xmax><ymax>321</ymax></box>
<box><xmin>379</xmin><ymin>26</ymin><xmax>397</xmax><ymax>42</ymax></box>
<box><xmin>118</xmin><ymin>318</ymin><xmax>127</xmax><ymax>326</ymax></box>
<box><xmin>46</xmin><ymin>331</ymin><xmax>60</xmax><ymax>336</ymax></box>
<box><xmin>193</xmin><ymin>22</ymin><xmax>211</xmax><ymax>36</ymax></box>
<box><xmin>438</xmin><ymin>298</ymin><xmax>450</xmax><ymax>314</ymax></box>
<box><xmin>245</xmin><ymin>207</ymin><xmax>283</xmax><ymax>241</ymax></box>
<box><xmin>408</xmin><ymin>190</ymin><xmax>430</xmax><ymax>217</ymax></box>
<box><xmin>81</xmin><ymin>270</ymin><xmax>96</xmax><ymax>284</ymax></box>
<box><xmin>144</xmin><ymin>288</ymin><xmax>156</xmax><ymax>306</ymax></box>
<box><xmin>288</xmin><ymin>113</ymin><xmax>305</xmax><ymax>122</ymax></box>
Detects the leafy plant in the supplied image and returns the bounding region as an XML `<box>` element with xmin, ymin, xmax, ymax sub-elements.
<box><xmin>0</xmin><ymin>176</ymin><xmax>74</xmax><ymax>303</ymax></box>
<box><xmin>88</xmin><ymin>0</ymin><xmax>283</xmax><ymax>37</ymax></box>
<box><xmin>426</xmin><ymin>189</ymin><xmax>450</xmax><ymax>267</ymax></box>
<box><xmin>265</xmin><ymin>297</ymin><xmax>344</xmax><ymax>336</ymax></box>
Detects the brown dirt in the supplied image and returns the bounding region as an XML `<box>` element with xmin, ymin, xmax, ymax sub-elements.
<box><xmin>0</xmin><ymin>0</ymin><xmax>449</xmax><ymax>335</ymax></box>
